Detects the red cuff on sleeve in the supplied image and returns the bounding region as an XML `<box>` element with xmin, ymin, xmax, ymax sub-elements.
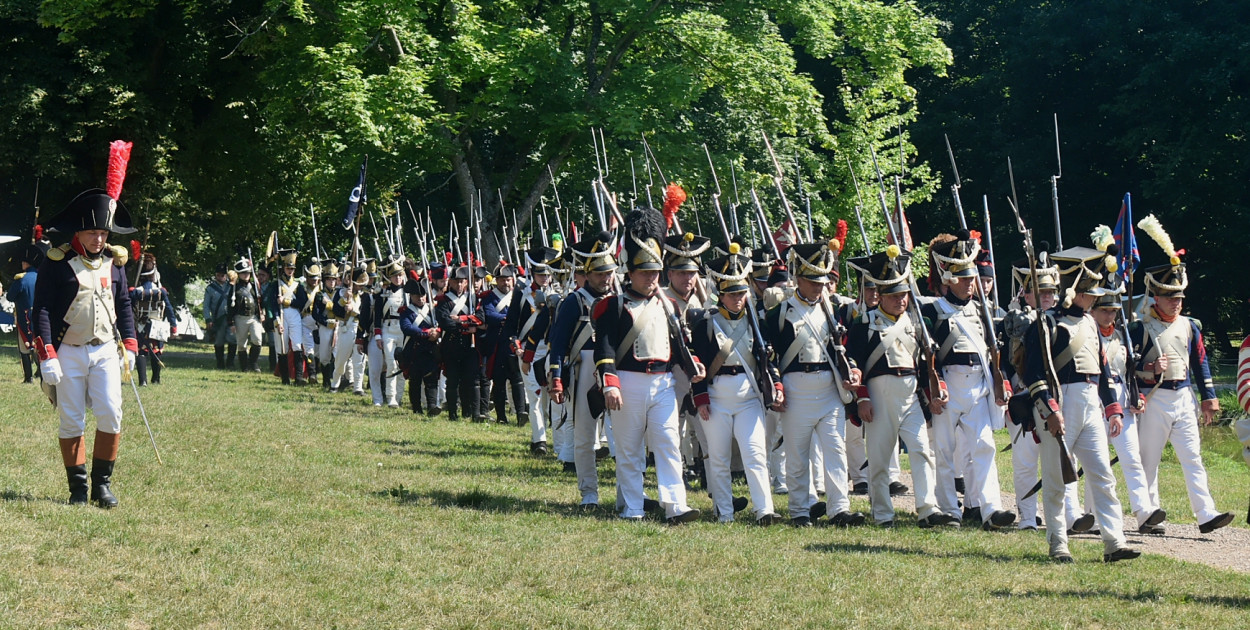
<box><xmin>1104</xmin><ymin>402</ymin><xmax>1123</xmax><ymax>419</ymax></box>
<box><xmin>123</xmin><ymin>338</ymin><xmax>139</xmax><ymax>354</ymax></box>
<box><xmin>36</xmin><ymin>338</ymin><xmax>55</xmax><ymax>361</ymax></box>
<box><xmin>693</xmin><ymin>393</ymin><xmax>710</xmax><ymax>407</ymax></box>
<box><xmin>774</xmin><ymin>383</ymin><xmax>784</xmax><ymax>394</ymax></box>
<box><xmin>603</xmin><ymin>373</ymin><xmax>620</xmax><ymax>389</ymax></box>
<box><xmin>1003</xmin><ymin>381</ymin><xmax>1013</xmax><ymax>397</ymax></box>
<box><xmin>374</xmin><ymin>328</ymin><xmax>382</xmax><ymax>336</ymax></box>
<box><xmin>522</xmin><ymin>349</ymin><xmax>535</xmax><ymax>364</ymax></box>
<box><xmin>856</xmin><ymin>385</ymin><xmax>869</xmax><ymax>399</ymax></box>
<box><xmin>551</xmin><ymin>378</ymin><xmax>563</xmax><ymax>394</ymax></box>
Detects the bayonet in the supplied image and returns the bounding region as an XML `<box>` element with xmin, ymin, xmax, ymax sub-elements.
<box><xmin>1051</xmin><ymin>113</ymin><xmax>1065</xmax><ymax>249</ymax></box>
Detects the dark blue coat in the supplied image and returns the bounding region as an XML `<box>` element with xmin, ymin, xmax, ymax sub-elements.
<box><xmin>31</xmin><ymin>244</ymin><xmax>137</xmax><ymax>360</ymax></box>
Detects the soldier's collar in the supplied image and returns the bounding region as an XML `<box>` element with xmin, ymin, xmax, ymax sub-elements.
<box><xmin>943</xmin><ymin>293</ymin><xmax>969</xmax><ymax>307</ymax></box>
<box><xmin>717</xmin><ymin>306</ymin><xmax>745</xmax><ymax>320</ymax></box>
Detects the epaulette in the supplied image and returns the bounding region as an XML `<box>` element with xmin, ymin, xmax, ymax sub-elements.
<box><xmin>13</xmin><ymin>272</ymin><xmax>26</xmax><ymax>280</ymax></box>
<box><xmin>46</xmin><ymin>244</ymin><xmax>71</xmax><ymax>262</ymax></box>
<box><xmin>1191</xmin><ymin>317</ymin><xmax>1203</xmax><ymax>332</ymax></box>
<box><xmin>108</xmin><ymin>245</ymin><xmax>128</xmax><ymax>266</ymax></box>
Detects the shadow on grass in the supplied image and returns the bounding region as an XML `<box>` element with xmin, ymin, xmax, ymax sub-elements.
<box><xmin>1</xmin><ymin>489</ymin><xmax>63</xmax><ymax>504</ymax></box>
<box><xmin>806</xmin><ymin>541</ymin><xmax>1042</xmax><ymax>564</ymax></box>
<box><xmin>372</xmin><ymin>485</ymin><xmax>602</xmax><ymax>519</ymax></box>
<box><xmin>990</xmin><ymin>588</ymin><xmax>1250</xmax><ymax>608</ymax></box>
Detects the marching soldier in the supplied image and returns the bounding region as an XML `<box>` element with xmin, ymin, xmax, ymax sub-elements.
<box><xmin>33</xmin><ymin>183</ymin><xmax>139</xmax><ymax>508</ymax></box>
<box><xmin>594</xmin><ymin>207</ymin><xmax>704</xmax><ymax>523</ymax></box>
<box><xmin>330</xmin><ymin>266</ymin><xmax>368</xmax><ymax>394</ymax></box>
<box><xmin>762</xmin><ymin>236</ymin><xmax>864</xmax><ymax>527</ymax></box>
<box><xmin>359</xmin><ymin>260</ymin><xmax>386</xmax><ymax>404</ymax></box>
<box><xmin>846</xmin><ymin>247</ymin><xmax>957</xmax><ymax>528</ymax></box>
<box><xmin>663</xmin><ymin>232</ymin><xmax>712</xmax><ymax>483</ymax></box>
<box><xmin>298</xmin><ymin>260</ymin><xmax>323</xmax><ymax>385</ymax></box>
<box><xmin>272</xmin><ymin>249</ymin><xmax>309</xmax><ymax>385</ymax></box>
<box><xmin>690</xmin><ymin>247</ymin><xmax>783</xmax><ymax>525</ymax></box>
<box><xmin>256</xmin><ymin>265</ymin><xmax>277</xmax><ymax>372</ymax></box>
<box><xmin>204</xmin><ymin>262</ymin><xmax>236</xmax><ymax>370</ymax></box>
<box><xmin>750</xmin><ymin>247</ymin><xmax>787</xmax><ymax>495</ymax></box>
<box><xmin>922</xmin><ymin>231</ymin><xmax>1015</xmax><ymax>530</ymax></box>
<box><xmin>129</xmin><ymin>253</ymin><xmax>177</xmax><ymax>385</ymax></box>
<box><xmin>435</xmin><ymin>264</ymin><xmax>483</xmax><ymax>421</ymax></box>
<box><xmin>7</xmin><ymin>240</ymin><xmax>46</xmax><ymax>383</ymax></box>
<box><xmin>399</xmin><ymin>279</ymin><xmax>442</xmax><ymax>415</ymax></box>
<box><xmin>374</xmin><ymin>257</ymin><xmax>408</xmax><ymax>407</ymax></box>
<box><xmin>1129</xmin><ymin>217</ymin><xmax>1234</xmax><ymax>534</ymax></box>
<box><xmin>229</xmin><ymin>258</ymin><xmax>265</xmax><ymax>373</ymax></box>
<box><xmin>517</xmin><ymin>246</ymin><xmax>562</xmax><ymax>453</ymax></box>
<box><xmin>313</xmin><ymin>261</ymin><xmax>340</xmax><ymax>388</ymax></box>
<box><xmin>547</xmin><ymin>232</ymin><xmax>617</xmax><ymax>509</ymax></box>
<box><xmin>1023</xmin><ymin>247</ymin><xmax>1139</xmax><ymax>562</ymax></box>
<box><xmin>482</xmin><ymin>262</ymin><xmax>526</xmax><ymax>425</ymax></box>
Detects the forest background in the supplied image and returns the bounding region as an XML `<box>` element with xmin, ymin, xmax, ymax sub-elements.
<box><xmin>2</xmin><ymin>0</ymin><xmax>1246</xmax><ymax>358</ymax></box>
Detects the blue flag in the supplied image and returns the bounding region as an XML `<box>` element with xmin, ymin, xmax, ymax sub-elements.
<box><xmin>342</xmin><ymin>157</ymin><xmax>367</xmax><ymax>230</ymax></box>
<box><xmin>1111</xmin><ymin>192</ymin><xmax>1139</xmax><ymax>277</ymax></box>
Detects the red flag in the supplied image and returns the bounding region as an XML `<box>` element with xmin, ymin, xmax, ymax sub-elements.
<box><xmin>772</xmin><ymin>219</ymin><xmax>799</xmax><ymax>255</ymax></box>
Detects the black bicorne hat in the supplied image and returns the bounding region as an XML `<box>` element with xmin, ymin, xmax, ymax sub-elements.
<box><xmin>45</xmin><ymin>189</ymin><xmax>137</xmax><ymax>235</ymax></box>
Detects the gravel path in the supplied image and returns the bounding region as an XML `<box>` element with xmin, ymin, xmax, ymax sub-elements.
<box><xmin>876</xmin><ymin>471</ymin><xmax>1250</xmax><ymax>573</ymax></box>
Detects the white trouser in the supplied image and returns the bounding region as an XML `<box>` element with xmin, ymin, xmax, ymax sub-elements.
<box><xmin>381</xmin><ymin>325</ymin><xmax>406</xmax><ymax>405</ymax></box>
<box><xmin>1038</xmin><ymin>382</ymin><xmax>1127</xmax><ymax>555</ymax></box>
<box><xmin>810</xmin><ymin>439</ymin><xmax>825</xmax><ymax>495</ymax></box>
<box><xmin>552</xmin><ymin>398</ymin><xmax>573</xmax><ymax>461</ymax></box>
<box><xmin>523</xmin><ymin>349</ymin><xmax>547</xmax><ymax>443</ymax></box>
<box><xmin>368</xmin><ymin>339</ymin><xmax>385</xmax><ymax>404</ymax></box>
<box><xmin>318</xmin><ymin>324</ymin><xmax>335</xmax><ymax>364</ymax></box>
<box><xmin>437</xmin><ymin>373</ymin><xmax>447</xmax><ymax>406</ymax></box>
<box><xmin>764</xmin><ymin>408</ymin><xmax>786</xmax><ymax>490</ymax></box>
<box><xmin>954</xmin><ymin>422</ymin><xmax>970</xmax><ymax>494</ymax></box>
<box><xmin>781</xmin><ymin>371</ymin><xmax>850</xmax><ymax>518</ymax></box>
<box><xmin>56</xmin><ymin>343</ymin><xmax>123</xmax><ymax>438</ymax></box>
<box><xmin>846</xmin><ymin>421</ymin><xmax>867</xmax><ymax>484</ymax></box>
<box><xmin>705</xmin><ymin>373</ymin><xmax>773</xmax><ymax>521</ymax></box>
<box><xmin>1138</xmin><ymin>387</ymin><xmax>1221</xmax><ymax>523</ymax></box>
<box><xmin>610</xmin><ymin>371</ymin><xmax>690</xmax><ymax>519</ymax></box>
<box><xmin>674</xmin><ymin>370</ymin><xmax>708</xmax><ymax>469</ymax></box>
<box><xmin>1010</xmin><ymin>411</ymin><xmax>1083</xmax><ymax>528</ymax></box>
<box><xmin>571</xmin><ymin>352</ymin><xmax>601</xmax><ymax>504</ymax></box>
<box><xmin>332</xmin><ymin>319</ymin><xmax>358</xmax><ymax>389</ymax></box>
<box><xmin>866</xmin><ymin>375</ymin><xmax>938</xmax><ymax>523</ymax></box>
<box><xmin>932</xmin><ymin>365</ymin><xmax>1003</xmax><ymax>522</ymax></box>
<box><xmin>281</xmin><ymin>307</ymin><xmax>305</xmax><ymax>352</ymax></box>
<box><xmin>233</xmin><ymin>315</ymin><xmax>263</xmax><ymax>349</ymax></box>
<box><xmin>300</xmin><ymin>314</ymin><xmax>316</xmax><ymax>352</ymax></box>
<box><xmin>1089</xmin><ymin>382</ymin><xmax>1152</xmax><ymax>524</ymax></box>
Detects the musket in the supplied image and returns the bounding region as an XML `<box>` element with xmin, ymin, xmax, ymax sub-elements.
<box><xmin>846</xmin><ymin>157</ymin><xmax>871</xmax><ymax>254</ymax></box>
<box><xmin>31</xmin><ymin>176</ymin><xmax>41</xmax><ymax>243</ymax></box>
<box><xmin>727</xmin><ymin>160</ymin><xmax>742</xmax><ymax>235</ymax></box>
<box><xmin>982</xmin><ymin>195</ymin><xmax>1000</xmax><ymax>310</ymax></box>
<box><xmin>1051</xmin><ymin>113</ymin><xmax>1064</xmax><ymax>249</ymax></box>
<box><xmin>368</xmin><ymin>211</ymin><xmax>385</xmax><ymax>259</ymax></box>
<box><xmin>868</xmin><ymin>147</ymin><xmax>899</xmax><ymax>240</ymax></box>
<box><xmin>642</xmin><ymin>145</ymin><xmax>656</xmax><ymax>208</ymax></box>
<box><xmin>1007</xmin><ymin>157</ymin><xmax>1078</xmax><ymax>485</ymax></box>
<box><xmin>760</xmin><ymin>131</ymin><xmax>810</xmax><ymax>241</ymax></box>
<box><xmin>1116</xmin><ymin>193</ymin><xmax>1143</xmax><ymax>410</ymax></box>
<box><xmin>704</xmin><ymin>145</ymin><xmax>777</xmax><ymax>406</ymax></box>
<box><xmin>795</xmin><ymin>155</ymin><xmax>813</xmax><ymax>239</ymax></box>
<box><xmin>310</xmin><ymin>203</ymin><xmax>322</xmax><ymax>266</ymax></box>
<box><xmin>246</xmin><ymin>246</ymin><xmax>265</xmax><ymax>323</ymax></box>
<box><xmin>944</xmin><ymin>135</ymin><xmax>969</xmax><ymax>231</ymax></box>
<box><xmin>943</xmin><ymin>139</ymin><xmax>1008</xmax><ymax>405</ymax></box>
<box><xmin>630</xmin><ymin>156</ymin><xmax>639</xmax><ymax>209</ymax></box>
<box><xmin>538</xmin><ymin>198</ymin><xmax>551</xmax><ymax>247</ymax></box>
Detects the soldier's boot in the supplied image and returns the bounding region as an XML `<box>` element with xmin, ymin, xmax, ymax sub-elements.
<box><xmin>89</xmin><ymin>431</ymin><xmax>120</xmax><ymax>509</ymax></box>
<box><xmin>249</xmin><ymin>347</ymin><xmax>262</xmax><ymax>373</ymax></box>
<box><xmin>493</xmin><ymin>390</ymin><xmax>510</xmax><ymax>425</ymax></box>
<box><xmin>278</xmin><ymin>355</ymin><xmax>290</xmax><ymax>385</ymax></box>
<box><xmin>322</xmin><ymin>364</ymin><xmax>333</xmax><ymax>390</ymax></box>
<box><xmin>425</xmin><ymin>383</ymin><xmax>441</xmax><ymax>416</ymax></box>
<box><xmin>238</xmin><ymin>347</ymin><xmax>248</xmax><ymax>372</ymax></box>
<box><xmin>214</xmin><ymin>345</ymin><xmax>226</xmax><ymax>370</ymax></box>
<box><xmin>20</xmin><ymin>353</ymin><xmax>33</xmax><ymax>383</ymax></box>
<box><xmin>136</xmin><ymin>354</ymin><xmax>149</xmax><ymax>386</ymax></box>
<box><xmin>294</xmin><ymin>351</ymin><xmax>308</xmax><ymax>385</ymax></box>
<box><xmin>225</xmin><ymin>344</ymin><xmax>237</xmax><ymax>370</ymax></box>
<box><xmin>60</xmin><ymin>436</ymin><xmax>88</xmax><ymax>505</ymax></box>
<box><xmin>267</xmin><ymin>346</ymin><xmax>277</xmax><ymax>371</ymax></box>
<box><xmin>150</xmin><ymin>354</ymin><xmax>162</xmax><ymax>384</ymax></box>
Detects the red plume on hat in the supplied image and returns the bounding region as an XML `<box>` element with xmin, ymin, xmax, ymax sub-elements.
<box><xmin>106</xmin><ymin>140</ymin><xmax>133</xmax><ymax>201</ymax></box>
<box><xmin>130</xmin><ymin>239</ymin><xmax>142</xmax><ymax>262</ymax></box>
<box><xmin>828</xmin><ymin>219</ymin><xmax>849</xmax><ymax>254</ymax></box>
<box><xmin>33</xmin><ymin>225</ymin><xmax>43</xmax><ymax>241</ymax></box>
<box><xmin>662</xmin><ymin>183</ymin><xmax>687</xmax><ymax>230</ymax></box>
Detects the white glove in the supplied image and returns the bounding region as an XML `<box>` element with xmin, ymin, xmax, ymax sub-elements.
<box><xmin>125</xmin><ymin>350</ymin><xmax>137</xmax><ymax>372</ymax></box>
<box><xmin>41</xmin><ymin>358</ymin><xmax>63</xmax><ymax>385</ymax></box>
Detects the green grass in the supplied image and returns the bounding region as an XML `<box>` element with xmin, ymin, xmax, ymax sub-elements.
<box><xmin>1</xmin><ymin>337</ymin><xmax>1249</xmax><ymax>628</ymax></box>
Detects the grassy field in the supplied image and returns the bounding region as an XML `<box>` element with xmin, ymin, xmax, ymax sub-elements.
<box><xmin>1</xmin><ymin>337</ymin><xmax>1248</xmax><ymax>629</ymax></box>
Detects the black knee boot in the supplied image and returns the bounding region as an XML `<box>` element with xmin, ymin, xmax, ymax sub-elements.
<box><xmin>214</xmin><ymin>345</ymin><xmax>225</xmax><ymax>369</ymax></box>
<box><xmin>425</xmin><ymin>379</ymin><xmax>440</xmax><ymax>416</ymax></box>
<box><xmin>150</xmin><ymin>354</ymin><xmax>162</xmax><ymax>384</ymax></box>
<box><xmin>249</xmin><ymin>346</ymin><xmax>261</xmax><ymax>372</ymax></box>
<box><xmin>66</xmin><ymin>465</ymin><xmax>88</xmax><ymax>505</ymax></box>
<box><xmin>225</xmin><ymin>344</ymin><xmax>237</xmax><ymax>369</ymax></box>
<box><xmin>322</xmin><ymin>364</ymin><xmax>332</xmax><ymax>390</ymax></box>
<box><xmin>268</xmin><ymin>345</ymin><xmax>277</xmax><ymax>370</ymax></box>
<box><xmin>293</xmin><ymin>351</ymin><xmax>308</xmax><ymax>385</ymax></box>
<box><xmin>279</xmin><ymin>354</ymin><xmax>290</xmax><ymax>385</ymax></box>
<box><xmin>90</xmin><ymin>458</ymin><xmax>118</xmax><ymax>509</ymax></box>
<box><xmin>136</xmin><ymin>354</ymin><xmax>149</xmax><ymax>386</ymax></box>
<box><xmin>21</xmin><ymin>353</ymin><xmax>33</xmax><ymax>383</ymax></box>
<box><xmin>238</xmin><ymin>347</ymin><xmax>248</xmax><ymax>372</ymax></box>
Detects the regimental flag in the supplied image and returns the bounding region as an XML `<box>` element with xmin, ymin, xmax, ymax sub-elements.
<box><xmin>342</xmin><ymin>157</ymin><xmax>368</xmax><ymax>230</ymax></box>
<box><xmin>772</xmin><ymin>218</ymin><xmax>799</xmax><ymax>255</ymax></box>
<box><xmin>1112</xmin><ymin>192</ymin><xmax>1140</xmax><ymax>278</ymax></box>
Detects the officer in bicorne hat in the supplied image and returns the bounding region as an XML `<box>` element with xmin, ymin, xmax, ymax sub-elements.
<box><xmin>33</xmin><ymin>179</ymin><xmax>139</xmax><ymax>508</ymax></box>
